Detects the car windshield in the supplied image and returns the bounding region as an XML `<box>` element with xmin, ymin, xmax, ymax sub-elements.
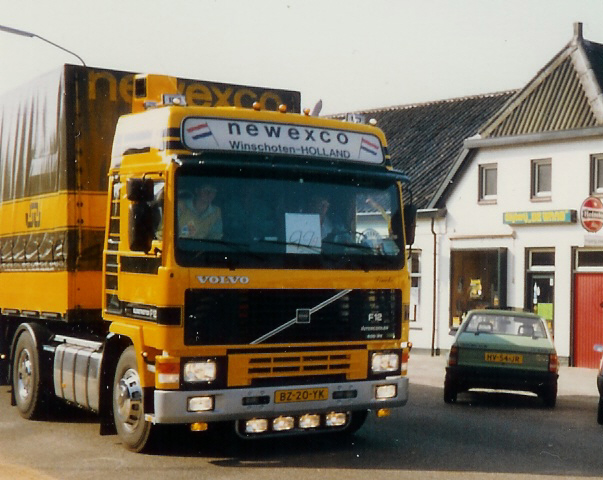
<box><xmin>174</xmin><ymin>164</ymin><xmax>404</xmax><ymax>270</ymax></box>
<box><xmin>463</xmin><ymin>313</ymin><xmax>548</xmax><ymax>338</ymax></box>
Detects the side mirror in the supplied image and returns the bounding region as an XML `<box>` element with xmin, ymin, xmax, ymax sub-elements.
<box><xmin>127</xmin><ymin>177</ymin><xmax>155</xmax><ymax>252</ymax></box>
<box><xmin>449</xmin><ymin>327</ymin><xmax>459</xmax><ymax>336</ymax></box>
<box><xmin>404</xmin><ymin>204</ymin><xmax>417</xmax><ymax>246</ymax></box>
<box><xmin>127</xmin><ymin>178</ymin><xmax>154</xmax><ymax>202</ymax></box>
<box><xmin>129</xmin><ymin>203</ymin><xmax>154</xmax><ymax>252</ymax></box>
<box><xmin>594</xmin><ymin>344</ymin><xmax>603</xmax><ymax>353</ymax></box>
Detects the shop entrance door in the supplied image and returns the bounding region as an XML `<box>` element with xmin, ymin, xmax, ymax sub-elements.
<box><xmin>526</xmin><ymin>273</ymin><xmax>554</xmax><ymax>333</ymax></box>
<box><xmin>573</xmin><ymin>273</ymin><xmax>603</xmax><ymax>368</ymax></box>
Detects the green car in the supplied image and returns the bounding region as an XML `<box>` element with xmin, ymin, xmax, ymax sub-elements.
<box><xmin>444</xmin><ymin>309</ymin><xmax>559</xmax><ymax>407</ymax></box>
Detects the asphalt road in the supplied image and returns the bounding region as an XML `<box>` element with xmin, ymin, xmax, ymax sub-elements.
<box><xmin>0</xmin><ymin>353</ymin><xmax>601</xmax><ymax>480</ymax></box>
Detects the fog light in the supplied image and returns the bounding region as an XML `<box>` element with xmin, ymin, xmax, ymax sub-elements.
<box><xmin>325</xmin><ymin>412</ymin><xmax>347</xmax><ymax>427</ymax></box>
<box><xmin>273</xmin><ymin>416</ymin><xmax>295</xmax><ymax>431</ymax></box>
<box><xmin>377</xmin><ymin>408</ymin><xmax>391</xmax><ymax>418</ymax></box>
<box><xmin>299</xmin><ymin>414</ymin><xmax>320</xmax><ymax>429</ymax></box>
<box><xmin>375</xmin><ymin>384</ymin><xmax>397</xmax><ymax>399</ymax></box>
<box><xmin>191</xmin><ymin>422</ymin><xmax>209</xmax><ymax>432</ymax></box>
<box><xmin>187</xmin><ymin>396</ymin><xmax>214</xmax><ymax>412</ymax></box>
<box><xmin>245</xmin><ymin>418</ymin><xmax>268</xmax><ymax>433</ymax></box>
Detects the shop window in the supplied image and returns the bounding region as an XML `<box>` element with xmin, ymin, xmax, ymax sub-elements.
<box><xmin>531</xmin><ymin>158</ymin><xmax>552</xmax><ymax>200</ymax></box>
<box><xmin>590</xmin><ymin>153</ymin><xmax>603</xmax><ymax>195</ymax></box>
<box><xmin>529</xmin><ymin>250</ymin><xmax>555</xmax><ymax>269</ymax></box>
<box><xmin>478</xmin><ymin>163</ymin><xmax>497</xmax><ymax>203</ymax></box>
<box><xmin>449</xmin><ymin>248</ymin><xmax>507</xmax><ymax>327</ymax></box>
<box><xmin>576</xmin><ymin>249</ymin><xmax>603</xmax><ymax>270</ymax></box>
<box><xmin>409</xmin><ymin>251</ymin><xmax>421</xmax><ymax>322</ymax></box>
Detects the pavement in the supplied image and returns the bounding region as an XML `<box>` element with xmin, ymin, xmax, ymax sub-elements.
<box><xmin>408</xmin><ymin>350</ymin><xmax>600</xmax><ymax>397</ymax></box>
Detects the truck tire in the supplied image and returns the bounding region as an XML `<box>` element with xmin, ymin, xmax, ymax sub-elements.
<box><xmin>12</xmin><ymin>330</ymin><xmax>44</xmax><ymax>419</ymax></box>
<box><xmin>113</xmin><ymin>346</ymin><xmax>153</xmax><ymax>452</ymax></box>
<box><xmin>344</xmin><ymin>410</ymin><xmax>368</xmax><ymax>434</ymax></box>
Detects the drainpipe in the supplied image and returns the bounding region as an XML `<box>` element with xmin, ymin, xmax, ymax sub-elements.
<box><xmin>431</xmin><ymin>217</ymin><xmax>438</xmax><ymax>356</ymax></box>
<box><xmin>417</xmin><ymin>208</ymin><xmax>446</xmax><ymax>356</ymax></box>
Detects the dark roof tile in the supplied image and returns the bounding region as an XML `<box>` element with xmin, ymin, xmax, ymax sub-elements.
<box><xmin>333</xmin><ymin>92</ymin><xmax>515</xmax><ymax>209</ymax></box>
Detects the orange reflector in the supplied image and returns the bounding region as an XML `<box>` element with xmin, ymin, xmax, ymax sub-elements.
<box><xmin>376</xmin><ymin>408</ymin><xmax>391</xmax><ymax>418</ymax></box>
<box><xmin>191</xmin><ymin>422</ymin><xmax>209</xmax><ymax>432</ymax></box>
<box><xmin>157</xmin><ymin>362</ymin><xmax>179</xmax><ymax>374</ymax></box>
<box><xmin>278</xmin><ymin>104</ymin><xmax>287</xmax><ymax>113</ymax></box>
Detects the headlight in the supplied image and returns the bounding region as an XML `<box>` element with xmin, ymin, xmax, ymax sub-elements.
<box><xmin>371</xmin><ymin>352</ymin><xmax>400</xmax><ymax>374</ymax></box>
<box><xmin>183</xmin><ymin>360</ymin><xmax>217</xmax><ymax>382</ymax></box>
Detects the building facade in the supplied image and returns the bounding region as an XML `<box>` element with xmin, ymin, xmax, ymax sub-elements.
<box><xmin>421</xmin><ymin>23</ymin><xmax>603</xmax><ymax>367</ymax></box>
<box><xmin>340</xmin><ymin>23</ymin><xmax>603</xmax><ymax>367</ymax></box>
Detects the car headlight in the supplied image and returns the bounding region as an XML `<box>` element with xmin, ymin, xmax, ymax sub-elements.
<box><xmin>183</xmin><ymin>360</ymin><xmax>217</xmax><ymax>383</ymax></box>
<box><xmin>371</xmin><ymin>352</ymin><xmax>400</xmax><ymax>374</ymax></box>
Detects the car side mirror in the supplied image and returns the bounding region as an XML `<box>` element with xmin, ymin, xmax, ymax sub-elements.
<box><xmin>449</xmin><ymin>327</ymin><xmax>459</xmax><ymax>336</ymax></box>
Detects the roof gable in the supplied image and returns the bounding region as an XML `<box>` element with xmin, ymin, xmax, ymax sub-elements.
<box><xmin>480</xmin><ymin>24</ymin><xmax>603</xmax><ymax>138</ymax></box>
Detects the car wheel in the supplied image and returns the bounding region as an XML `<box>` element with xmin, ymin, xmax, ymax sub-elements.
<box><xmin>540</xmin><ymin>383</ymin><xmax>557</xmax><ymax>408</ymax></box>
<box><xmin>113</xmin><ymin>346</ymin><xmax>153</xmax><ymax>452</ymax></box>
<box><xmin>597</xmin><ymin>398</ymin><xmax>603</xmax><ymax>425</ymax></box>
<box><xmin>12</xmin><ymin>330</ymin><xmax>45</xmax><ymax>419</ymax></box>
<box><xmin>443</xmin><ymin>379</ymin><xmax>457</xmax><ymax>404</ymax></box>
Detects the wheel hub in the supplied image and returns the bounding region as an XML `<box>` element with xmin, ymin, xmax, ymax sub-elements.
<box><xmin>115</xmin><ymin>368</ymin><xmax>143</xmax><ymax>432</ymax></box>
<box><xmin>16</xmin><ymin>350</ymin><xmax>32</xmax><ymax>401</ymax></box>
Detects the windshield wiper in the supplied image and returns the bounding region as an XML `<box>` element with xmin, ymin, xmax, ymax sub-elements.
<box><xmin>321</xmin><ymin>239</ymin><xmax>376</xmax><ymax>254</ymax></box>
<box><xmin>258</xmin><ymin>238</ymin><xmax>322</xmax><ymax>254</ymax></box>
<box><xmin>181</xmin><ymin>239</ymin><xmax>265</xmax><ymax>264</ymax></box>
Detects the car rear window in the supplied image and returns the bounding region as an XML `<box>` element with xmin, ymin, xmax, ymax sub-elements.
<box><xmin>464</xmin><ymin>314</ymin><xmax>547</xmax><ymax>338</ymax></box>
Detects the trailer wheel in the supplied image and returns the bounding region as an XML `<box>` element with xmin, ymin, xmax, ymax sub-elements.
<box><xmin>113</xmin><ymin>346</ymin><xmax>153</xmax><ymax>452</ymax></box>
<box><xmin>12</xmin><ymin>330</ymin><xmax>44</xmax><ymax>419</ymax></box>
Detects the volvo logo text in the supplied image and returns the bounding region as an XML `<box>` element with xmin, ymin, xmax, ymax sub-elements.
<box><xmin>197</xmin><ymin>275</ymin><xmax>250</xmax><ymax>285</ymax></box>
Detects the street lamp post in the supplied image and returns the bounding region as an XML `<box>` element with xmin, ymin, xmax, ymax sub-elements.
<box><xmin>0</xmin><ymin>24</ymin><xmax>86</xmax><ymax>66</ymax></box>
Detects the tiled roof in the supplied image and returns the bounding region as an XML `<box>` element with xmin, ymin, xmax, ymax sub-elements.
<box><xmin>333</xmin><ymin>92</ymin><xmax>515</xmax><ymax>209</ymax></box>
<box><xmin>480</xmin><ymin>24</ymin><xmax>603</xmax><ymax>138</ymax></box>
<box><xmin>432</xmin><ymin>23</ymin><xmax>603</xmax><ymax>208</ymax></box>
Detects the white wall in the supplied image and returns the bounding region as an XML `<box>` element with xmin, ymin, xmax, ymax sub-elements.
<box><xmin>409</xmin><ymin>134</ymin><xmax>603</xmax><ymax>360</ymax></box>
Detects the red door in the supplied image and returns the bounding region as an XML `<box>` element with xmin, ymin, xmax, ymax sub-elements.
<box><xmin>574</xmin><ymin>273</ymin><xmax>603</xmax><ymax>367</ymax></box>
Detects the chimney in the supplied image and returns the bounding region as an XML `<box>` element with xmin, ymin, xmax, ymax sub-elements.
<box><xmin>574</xmin><ymin>22</ymin><xmax>583</xmax><ymax>41</ymax></box>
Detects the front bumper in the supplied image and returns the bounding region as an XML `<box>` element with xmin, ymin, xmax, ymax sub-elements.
<box><xmin>151</xmin><ymin>376</ymin><xmax>408</xmax><ymax>424</ymax></box>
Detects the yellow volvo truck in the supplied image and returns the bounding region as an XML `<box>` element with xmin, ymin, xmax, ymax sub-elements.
<box><xmin>0</xmin><ymin>65</ymin><xmax>414</xmax><ymax>452</ymax></box>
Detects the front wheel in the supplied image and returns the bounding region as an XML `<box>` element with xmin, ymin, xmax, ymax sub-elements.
<box><xmin>443</xmin><ymin>378</ymin><xmax>457</xmax><ymax>404</ymax></box>
<box><xmin>540</xmin><ymin>383</ymin><xmax>557</xmax><ymax>409</ymax></box>
<box><xmin>345</xmin><ymin>410</ymin><xmax>368</xmax><ymax>434</ymax></box>
<box><xmin>113</xmin><ymin>346</ymin><xmax>153</xmax><ymax>452</ymax></box>
<box><xmin>12</xmin><ymin>330</ymin><xmax>45</xmax><ymax>419</ymax></box>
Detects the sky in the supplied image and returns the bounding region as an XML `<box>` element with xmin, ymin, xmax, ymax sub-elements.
<box><xmin>1</xmin><ymin>0</ymin><xmax>603</xmax><ymax>115</ymax></box>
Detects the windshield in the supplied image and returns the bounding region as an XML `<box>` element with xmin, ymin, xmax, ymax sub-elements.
<box><xmin>174</xmin><ymin>164</ymin><xmax>404</xmax><ymax>270</ymax></box>
<box><xmin>463</xmin><ymin>313</ymin><xmax>548</xmax><ymax>338</ymax></box>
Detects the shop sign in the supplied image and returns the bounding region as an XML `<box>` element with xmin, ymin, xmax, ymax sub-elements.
<box><xmin>580</xmin><ymin>196</ymin><xmax>603</xmax><ymax>233</ymax></box>
<box><xmin>503</xmin><ymin>209</ymin><xmax>576</xmax><ymax>225</ymax></box>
